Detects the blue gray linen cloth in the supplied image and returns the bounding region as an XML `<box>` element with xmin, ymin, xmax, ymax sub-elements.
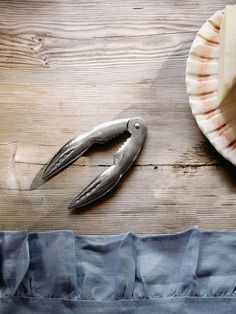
<box><xmin>1</xmin><ymin>227</ymin><xmax>236</xmax><ymax>313</ymax></box>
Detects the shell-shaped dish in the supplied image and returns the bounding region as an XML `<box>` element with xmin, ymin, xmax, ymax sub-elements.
<box><xmin>186</xmin><ymin>10</ymin><xmax>236</xmax><ymax>165</ymax></box>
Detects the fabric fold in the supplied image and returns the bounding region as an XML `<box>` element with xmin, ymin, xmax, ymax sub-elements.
<box><xmin>197</xmin><ymin>231</ymin><xmax>236</xmax><ymax>297</ymax></box>
<box><xmin>133</xmin><ymin>227</ymin><xmax>200</xmax><ymax>299</ymax></box>
<box><xmin>0</xmin><ymin>231</ymin><xmax>29</xmax><ymax>297</ymax></box>
<box><xmin>76</xmin><ymin>232</ymin><xmax>136</xmax><ymax>300</ymax></box>
<box><xmin>16</xmin><ymin>231</ymin><xmax>77</xmax><ymax>298</ymax></box>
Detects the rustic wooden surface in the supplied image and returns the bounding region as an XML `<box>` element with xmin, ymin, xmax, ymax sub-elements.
<box><xmin>0</xmin><ymin>0</ymin><xmax>236</xmax><ymax>235</ymax></box>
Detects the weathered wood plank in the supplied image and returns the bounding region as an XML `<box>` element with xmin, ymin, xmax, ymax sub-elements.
<box><xmin>0</xmin><ymin>31</ymin><xmax>191</xmax><ymax>70</ymax></box>
<box><xmin>0</xmin><ymin>32</ymin><xmax>192</xmax><ymax>86</ymax></box>
<box><xmin>0</xmin><ymin>0</ymin><xmax>233</xmax><ymax>40</ymax></box>
<box><xmin>0</xmin><ymin>165</ymin><xmax>235</xmax><ymax>234</ymax></box>
<box><xmin>0</xmin><ymin>83</ymin><xmax>225</xmax><ymax>166</ymax></box>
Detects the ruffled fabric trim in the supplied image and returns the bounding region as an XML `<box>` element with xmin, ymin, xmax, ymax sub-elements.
<box><xmin>1</xmin><ymin>227</ymin><xmax>236</xmax><ymax>301</ymax></box>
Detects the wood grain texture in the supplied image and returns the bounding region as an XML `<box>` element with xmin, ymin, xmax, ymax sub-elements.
<box><xmin>0</xmin><ymin>0</ymin><xmax>235</xmax><ymax>235</ymax></box>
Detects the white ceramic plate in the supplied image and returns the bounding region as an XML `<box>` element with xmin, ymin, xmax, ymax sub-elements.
<box><xmin>186</xmin><ymin>10</ymin><xmax>236</xmax><ymax>165</ymax></box>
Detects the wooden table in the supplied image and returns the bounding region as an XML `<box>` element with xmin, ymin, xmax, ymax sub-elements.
<box><xmin>0</xmin><ymin>0</ymin><xmax>235</xmax><ymax>235</ymax></box>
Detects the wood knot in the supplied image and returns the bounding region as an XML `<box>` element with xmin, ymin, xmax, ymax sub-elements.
<box><xmin>31</xmin><ymin>35</ymin><xmax>44</xmax><ymax>53</ymax></box>
<box><xmin>39</xmin><ymin>54</ymin><xmax>50</xmax><ymax>67</ymax></box>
